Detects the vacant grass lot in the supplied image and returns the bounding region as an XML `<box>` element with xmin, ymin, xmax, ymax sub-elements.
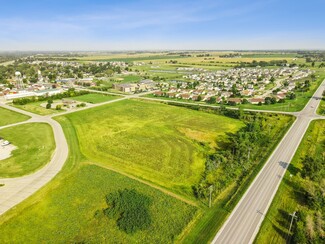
<box><xmin>0</xmin><ymin>107</ymin><xmax>30</xmax><ymax>126</ymax></box>
<box><xmin>255</xmin><ymin>120</ymin><xmax>325</xmax><ymax>244</ymax></box>
<box><xmin>12</xmin><ymin>100</ymin><xmax>64</xmax><ymax>115</ymax></box>
<box><xmin>0</xmin><ymin>123</ymin><xmax>55</xmax><ymax>177</ymax></box>
<box><xmin>63</xmin><ymin>100</ymin><xmax>243</xmax><ymax>195</ymax></box>
<box><xmin>12</xmin><ymin>94</ymin><xmax>120</xmax><ymax>115</ymax></box>
<box><xmin>0</xmin><ymin>164</ymin><xmax>196</xmax><ymax>243</ymax></box>
<box><xmin>69</xmin><ymin>93</ymin><xmax>121</xmax><ymax>104</ymax></box>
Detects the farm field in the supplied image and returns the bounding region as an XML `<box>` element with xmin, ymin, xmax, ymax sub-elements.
<box><xmin>68</xmin><ymin>93</ymin><xmax>121</xmax><ymax>104</ymax></box>
<box><xmin>62</xmin><ymin>99</ymin><xmax>244</xmax><ymax>196</ymax></box>
<box><xmin>0</xmin><ymin>107</ymin><xmax>30</xmax><ymax>126</ymax></box>
<box><xmin>0</xmin><ymin>123</ymin><xmax>55</xmax><ymax>177</ymax></box>
<box><xmin>0</xmin><ymin>164</ymin><xmax>196</xmax><ymax>243</ymax></box>
<box><xmin>255</xmin><ymin>120</ymin><xmax>325</xmax><ymax>244</ymax></box>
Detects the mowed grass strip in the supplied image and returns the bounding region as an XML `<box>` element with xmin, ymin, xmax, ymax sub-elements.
<box><xmin>0</xmin><ymin>164</ymin><xmax>197</xmax><ymax>243</ymax></box>
<box><xmin>0</xmin><ymin>107</ymin><xmax>30</xmax><ymax>126</ymax></box>
<box><xmin>0</xmin><ymin>123</ymin><xmax>55</xmax><ymax>177</ymax></box>
<box><xmin>69</xmin><ymin>93</ymin><xmax>121</xmax><ymax>104</ymax></box>
<box><xmin>63</xmin><ymin>100</ymin><xmax>244</xmax><ymax>195</ymax></box>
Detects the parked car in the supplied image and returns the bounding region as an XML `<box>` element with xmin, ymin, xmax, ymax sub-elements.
<box><xmin>1</xmin><ymin>140</ymin><xmax>10</xmax><ymax>146</ymax></box>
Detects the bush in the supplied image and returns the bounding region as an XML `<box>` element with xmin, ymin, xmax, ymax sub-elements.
<box><xmin>103</xmin><ymin>189</ymin><xmax>152</xmax><ymax>233</ymax></box>
<box><xmin>46</xmin><ymin>103</ymin><xmax>51</xmax><ymax>109</ymax></box>
<box><xmin>56</xmin><ymin>105</ymin><xmax>62</xmax><ymax>110</ymax></box>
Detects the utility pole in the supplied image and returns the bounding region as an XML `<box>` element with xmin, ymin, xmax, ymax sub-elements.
<box><xmin>209</xmin><ymin>185</ymin><xmax>214</xmax><ymax>208</ymax></box>
<box><xmin>287</xmin><ymin>211</ymin><xmax>298</xmax><ymax>242</ymax></box>
<box><xmin>247</xmin><ymin>147</ymin><xmax>251</xmax><ymax>162</ymax></box>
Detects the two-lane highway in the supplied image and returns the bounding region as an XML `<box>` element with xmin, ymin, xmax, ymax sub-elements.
<box><xmin>212</xmin><ymin>79</ymin><xmax>325</xmax><ymax>244</ymax></box>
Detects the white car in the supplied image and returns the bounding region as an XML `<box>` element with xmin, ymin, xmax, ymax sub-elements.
<box><xmin>1</xmin><ymin>140</ymin><xmax>10</xmax><ymax>146</ymax></box>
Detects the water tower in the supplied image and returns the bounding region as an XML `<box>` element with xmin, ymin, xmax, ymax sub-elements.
<box><xmin>15</xmin><ymin>71</ymin><xmax>23</xmax><ymax>89</ymax></box>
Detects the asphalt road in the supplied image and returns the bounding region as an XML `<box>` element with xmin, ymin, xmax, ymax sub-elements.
<box><xmin>212</xmin><ymin>79</ymin><xmax>325</xmax><ymax>244</ymax></box>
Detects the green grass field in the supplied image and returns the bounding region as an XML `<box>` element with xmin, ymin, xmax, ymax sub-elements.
<box><xmin>0</xmin><ymin>107</ymin><xmax>30</xmax><ymax>126</ymax></box>
<box><xmin>0</xmin><ymin>111</ymin><xmax>197</xmax><ymax>243</ymax></box>
<box><xmin>0</xmin><ymin>164</ymin><xmax>196</xmax><ymax>243</ymax></box>
<box><xmin>62</xmin><ymin>99</ymin><xmax>244</xmax><ymax>196</ymax></box>
<box><xmin>12</xmin><ymin>100</ymin><xmax>64</xmax><ymax>115</ymax></box>
<box><xmin>255</xmin><ymin>120</ymin><xmax>325</xmax><ymax>244</ymax></box>
<box><xmin>0</xmin><ymin>98</ymin><xmax>296</xmax><ymax>243</ymax></box>
<box><xmin>0</xmin><ymin>123</ymin><xmax>55</xmax><ymax>177</ymax></box>
<box><xmin>70</xmin><ymin>93</ymin><xmax>121</xmax><ymax>104</ymax></box>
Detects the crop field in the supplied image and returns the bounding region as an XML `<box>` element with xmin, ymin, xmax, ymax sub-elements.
<box><xmin>0</xmin><ymin>123</ymin><xmax>55</xmax><ymax>177</ymax></box>
<box><xmin>0</xmin><ymin>107</ymin><xmax>30</xmax><ymax>126</ymax></box>
<box><xmin>0</xmin><ymin>164</ymin><xmax>196</xmax><ymax>243</ymax></box>
<box><xmin>255</xmin><ymin>120</ymin><xmax>325</xmax><ymax>243</ymax></box>
<box><xmin>69</xmin><ymin>93</ymin><xmax>121</xmax><ymax>104</ymax></box>
<box><xmin>62</xmin><ymin>99</ymin><xmax>244</xmax><ymax>195</ymax></box>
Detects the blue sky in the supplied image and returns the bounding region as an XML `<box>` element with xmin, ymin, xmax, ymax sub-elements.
<box><xmin>0</xmin><ymin>0</ymin><xmax>324</xmax><ymax>51</ymax></box>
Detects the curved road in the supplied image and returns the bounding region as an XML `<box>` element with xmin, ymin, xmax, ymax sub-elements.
<box><xmin>0</xmin><ymin>92</ymin><xmax>148</xmax><ymax>215</ymax></box>
<box><xmin>212</xmin><ymin>79</ymin><xmax>325</xmax><ymax>244</ymax></box>
<box><xmin>0</xmin><ymin>105</ymin><xmax>68</xmax><ymax>215</ymax></box>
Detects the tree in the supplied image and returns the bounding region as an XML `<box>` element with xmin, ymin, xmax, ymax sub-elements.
<box><xmin>46</xmin><ymin>103</ymin><xmax>51</xmax><ymax>109</ymax></box>
<box><xmin>242</xmin><ymin>98</ymin><xmax>249</xmax><ymax>104</ymax></box>
<box><xmin>288</xmin><ymin>92</ymin><xmax>296</xmax><ymax>100</ymax></box>
<box><xmin>207</xmin><ymin>97</ymin><xmax>216</xmax><ymax>104</ymax></box>
<box><xmin>270</xmin><ymin>76</ymin><xmax>275</xmax><ymax>83</ymax></box>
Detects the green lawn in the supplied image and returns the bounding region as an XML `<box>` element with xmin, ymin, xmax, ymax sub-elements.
<box><xmin>12</xmin><ymin>100</ymin><xmax>64</xmax><ymax>115</ymax></box>
<box><xmin>121</xmin><ymin>75</ymin><xmax>142</xmax><ymax>82</ymax></box>
<box><xmin>255</xmin><ymin>120</ymin><xmax>325</xmax><ymax>244</ymax></box>
<box><xmin>69</xmin><ymin>93</ymin><xmax>121</xmax><ymax>104</ymax></box>
<box><xmin>0</xmin><ymin>164</ymin><xmax>196</xmax><ymax>243</ymax></box>
<box><xmin>0</xmin><ymin>107</ymin><xmax>30</xmax><ymax>126</ymax></box>
<box><xmin>11</xmin><ymin>94</ymin><xmax>121</xmax><ymax>114</ymax></box>
<box><xmin>62</xmin><ymin>99</ymin><xmax>244</xmax><ymax>196</ymax></box>
<box><xmin>0</xmin><ymin>123</ymin><xmax>55</xmax><ymax>177</ymax></box>
<box><xmin>317</xmin><ymin>98</ymin><xmax>325</xmax><ymax>115</ymax></box>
